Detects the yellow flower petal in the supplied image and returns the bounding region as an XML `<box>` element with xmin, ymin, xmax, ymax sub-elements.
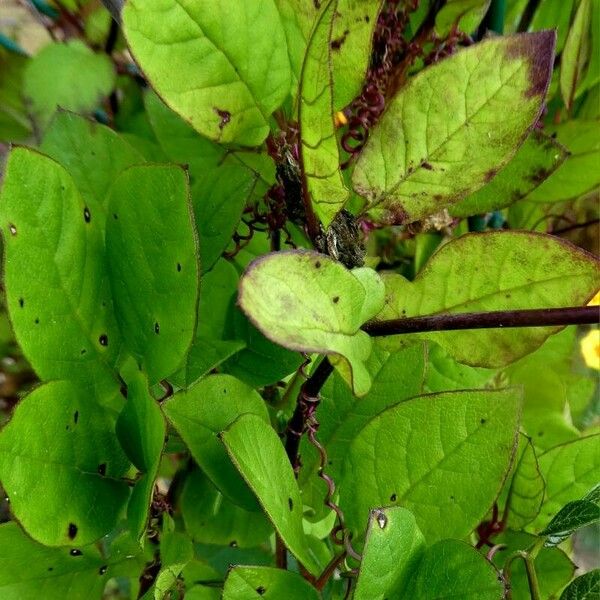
<box><xmin>581</xmin><ymin>329</ymin><xmax>600</xmax><ymax>370</ymax></box>
<box><xmin>334</xmin><ymin>111</ymin><xmax>348</xmax><ymax>127</ymax></box>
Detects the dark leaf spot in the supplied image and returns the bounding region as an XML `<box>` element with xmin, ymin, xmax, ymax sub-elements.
<box><xmin>421</xmin><ymin>160</ymin><xmax>433</xmax><ymax>170</ymax></box>
<box><xmin>34</xmin><ymin>318</ymin><xmax>40</xmax><ymax>325</ymax></box>
<box><xmin>229</xmin><ymin>540</ymin><xmax>238</xmax><ymax>547</ymax></box>
<box><xmin>154</xmin><ymin>322</ymin><xmax>160</xmax><ymax>334</ymax></box>
<box><xmin>83</xmin><ymin>207</ymin><xmax>91</xmax><ymax>223</ymax></box>
<box><xmin>177</xmin><ymin>263</ymin><xmax>182</xmax><ymax>272</ymax></box>
<box><xmin>288</xmin><ymin>497</ymin><xmax>293</xmax><ymax>511</ymax></box>
<box><xmin>333</xmin><ymin>296</ymin><xmax>340</xmax><ymax>303</ymax></box>
<box><xmin>112</xmin><ymin>213</ymin><xmax>118</xmax><ymax>220</ymax></box>
<box><xmin>99</xmin><ymin>565</ymin><xmax>108</xmax><ymax>575</ymax></box>
<box><xmin>331</xmin><ymin>29</ymin><xmax>350</xmax><ymax>51</ymax></box>
<box><xmin>99</xmin><ymin>334</ymin><xmax>108</xmax><ymax>346</ymax></box>
<box><xmin>214</xmin><ymin>107</ymin><xmax>231</xmax><ymax>130</ymax></box>
<box><xmin>484</xmin><ymin>168</ymin><xmax>498</xmax><ymax>183</ymax></box>
<box><xmin>80</xmin><ymin>348</ymin><xmax>87</xmax><ymax>355</ymax></box>
<box><xmin>47</xmin><ymin>567</ymin><xmax>54</xmax><ymax>571</ymax></box>
<box><xmin>390</xmin><ymin>493</ymin><xmax>397</xmax><ymax>502</ymax></box>
<box><xmin>97</xmin><ymin>463</ymin><xmax>107</xmax><ymax>476</ymax></box>
<box><xmin>315</xmin><ymin>261</ymin><xmax>321</xmax><ymax>268</ymax></box>
<box><xmin>68</xmin><ymin>523</ymin><xmax>78</xmax><ymax>540</ymax></box>
<box><xmin>256</xmin><ymin>587</ymin><xmax>266</xmax><ymax>595</ymax></box>
<box><xmin>70</xmin><ymin>549</ymin><xmax>82</xmax><ymax>556</ymax></box>
<box><xmin>480</xmin><ymin>418</ymin><xmax>486</xmax><ymax>424</ymax></box>
<box><xmin>18</xmin><ymin>298</ymin><xmax>24</xmax><ymax>308</ymax></box>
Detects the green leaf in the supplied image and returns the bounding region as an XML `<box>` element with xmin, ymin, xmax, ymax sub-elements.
<box><xmin>163</xmin><ymin>374</ymin><xmax>269</xmax><ymax>511</ymax></box>
<box><xmin>142</xmin><ymin>531</ymin><xmax>194</xmax><ymax>600</ymax></box>
<box><xmin>403</xmin><ymin>539</ymin><xmax>503</xmax><ymax>599</ymax></box>
<box><xmin>504</xmin><ymin>328</ymin><xmax>584</xmax><ymax>451</ymax></box>
<box><xmin>116</xmin><ymin>361</ymin><xmax>166</xmax><ymax>541</ymax></box>
<box><xmin>450</xmin><ymin>131</ymin><xmax>568</xmax><ymax>217</ymax></box>
<box><xmin>23</xmin><ymin>40</ymin><xmax>115</xmax><ymax>128</ymax></box>
<box><xmin>143</xmin><ymin>92</ymin><xmax>264</xmax><ymax>271</ymax></box>
<box><xmin>505</xmin><ymin>435</ymin><xmax>545</xmax><ymax>529</ymax></box>
<box><xmin>223</xmin><ymin>566</ymin><xmax>321</xmax><ymax>599</ymax></box>
<box><xmin>340</xmin><ymin>388</ymin><xmax>521</xmax><ymax>542</ymax></box>
<box><xmin>106</xmin><ymin>164</ymin><xmax>200</xmax><ymax>384</ymax></box>
<box><xmin>560</xmin><ymin>0</ymin><xmax>591</xmax><ymax>109</ymax></box>
<box><xmin>352</xmin><ymin>31</ymin><xmax>555</xmax><ymax>224</ymax></box>
<box><xmin>238</xmin><ymin>251</ymin><xmax>384</xmax><ymax>395</ymax></box>
<box><xmin>123</xmin><ymin>0</ymin><xmax>291</xmax><ymax>146</ymax></box>
<box><xmin>435</xmin><ymin>0</ymin><xmax>491</xmax><ymax>38</ymax></box>
<box><xmin>377</xmin><ymin>232</ymin><xmax>600</xmax><ymax>368</ymax></box>
<box><xmin>531</xmin><ymin>435</ymin><xmax>600</xmax><ymax>531</ymax></box>
<box><xmin>524</xmin><ymin>120</ymin><xmax>600</xmax><ymax>203</ymax></box>
<box><xmin>540</xmin><ymin>499</ymin><xmax>600</xmax><ymax>546</ymax></box>
<box><xmin>222</xmin><ymin>310</ymin><xmax>304</xmax><ymax>388</ymax></box>
<box><xmin>299</xmin><ymin>343</ymin><xmax>427</xmax><ymax>519</ymax></box>
<box><xmin>40</xmin><ymin>110</ymin><xmax>144</xmax><ymax>217</ymax></box>
<box><xmin>180</xmin><ymin>469</ymin><xmax>272</xmax><ymax>547</ymax></box>
<box><xmin>299</xmin><ymin>0</ymin><xmax>349</xmax><ymax>227</ymax></box>
<box><xmin>0</xmin><ymin>49</ymin><xmax>31</xmax><ymax>142</ymax></box>
<box><xmin>331</xmin><ymin>0</ymin><xmax>382</xmax><ymax>110</ymax></box>
<box><xmin>0</xmin><ymin>381</ymin><xmax>130</xmax><ymax>546</ymax></box>
<box><xmin>493</xmin><ymin>530</ymin><xmax>575</xmax><ymax>600</ymax></box>
<box><xmin>560</xmin><ymin>569</ymin><xmax>600</xmax><ymax>600</ymax></box>
<box><xmin>221</xmin><ymin>413</ymin><xmax>321</xmax><ymax>575</ymax></box>
<box><xmin>424</xmin><ymin>342</ymin><xmax>495</xmax><ymax>392</ymax></box>
<box><xmin>0</xmin><ymin>522</ymin><xmax>143</xmax><ymax>600</ymax></box>
<box><xmin>354</xmin><ymin>507</ymin><xmax>425</xmax><ymax>600</ymax></box>
<box><xmin>529</xmin><ymin>0</ymin><xmax>576</xmax><ymax>53</ymax></box>
<box><xmin>0</xmin><ymin>147</ymin><xmax>121</xmax><ymax>396</ymax></box>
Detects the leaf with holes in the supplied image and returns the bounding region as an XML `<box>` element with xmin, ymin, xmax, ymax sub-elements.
<box><xmin>299</xmin><ymin>0</ymin><xmax>349</xmax><ymax>227</ymax></box>
<box><xmin>238</xmin><ymin>251</ymin><xmax>384</xmax><ymax>395</ymax></box>
<box><xmin>221</xmin><ymin>414</ymin><xmax>321</xmax><ymax>575</ymax></box>
<box><xmin>223</xmin><ymin>566</ymin><xmax>321</xmax><ymax>599</ymax></box>
<box><xmin>0</xmin><ymin>522</ymin><xmax>144</xmax><ymax>600</ymax></box>
<box><xmin>377</xmin><ymin>232</ymin><xmax>600</xmax><ymax>368</ymax></box>
<box><xmin>0</xmin><ymin>147</ymin><xmax>121</xmax><ymax>397</ymax></box>
<box><xmin>106</xmin><ymin>164</ymin><xmax>200</xmax><ymax>384</ymax></box>
<box><xmin>353</xmin><ymin>31</ymin><xmax>555</xmax><ymax>224</ymax></box>
<box><xmin>339</xmin><ymin>389</ymin><xmax>521</xmax><ymax>542</ymax></box>
<box><xmin>0</xmin><ymin>381</ymin><xmax>130</xmax><ymax>546</ymax></box>
<box><xmin>163</xmin><ymin>374</ymin><xmax>269</xmax><ymax>511</ymax></box>
<box><xmin>123</xmin><ymin>0</ymin><xmax>291</xmax><ymax>146</ymax></box>
<box><xmin>354</xmin><ymin>507</ymin><xmax>425</xmax><ymax>600</ymax></box>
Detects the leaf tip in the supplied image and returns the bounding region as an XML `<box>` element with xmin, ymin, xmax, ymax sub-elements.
<box><xmin>506</xmin><ymin>30</ymin><xmax>556</xmax><ymax>99</ymax></box>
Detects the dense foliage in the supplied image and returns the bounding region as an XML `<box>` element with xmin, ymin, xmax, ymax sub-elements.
<box><xmin>0</xmin><ymin>0</ymin><xmax>599</xmax><ymax>598</ymax></box>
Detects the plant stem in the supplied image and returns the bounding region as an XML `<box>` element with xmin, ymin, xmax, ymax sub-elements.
<box><xmin>362</xmin><ymin>306</ymin><xmax>599</xmax><ymax>337</ymax></box>
<box><xmin>284</xmin><ymin>358</ymin><xmax>334</xmax><ymax>475</ymax></box>
<box><xmin>315</xmin><ymin>552</ymin><xmax>347</xmax><ymax>590</ymax></box>
<box><xmin>503</xmin><ymin>547</ymin><xmax>542</xmax><ymax>600</ymax></box>
<box><xmin>552</xmin><ymin>218</ymin><xmax>600</xmax><ymax>235</ymax></box>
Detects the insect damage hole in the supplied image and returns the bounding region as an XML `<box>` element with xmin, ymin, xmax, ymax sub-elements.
<box><xmin>68</xmin><ymin>523</ymin><xmax>78</xmax><ymax>540</ymax></box>
<box><xmin>83</xmin><ymin>207</ymin><xmax>91</xmax><ymax>223</ymax></box>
